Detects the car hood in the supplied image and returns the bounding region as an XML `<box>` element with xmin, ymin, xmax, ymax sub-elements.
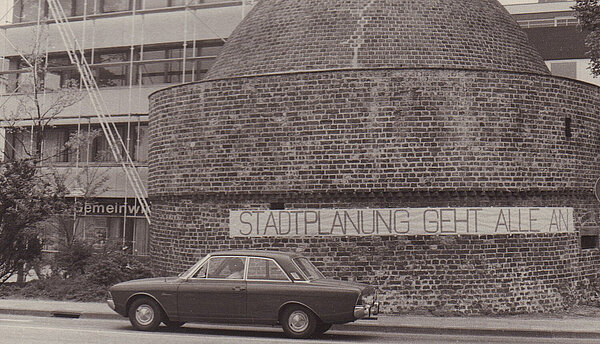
<box><xmin>110</xmin><ymin>276</ymin><xmax>180</xmax><ymax>289</ymax></box>
<box><xmin>308</xmin><ymin>278</ymin><xmax>374</xmax><ymax>293</ymax></box>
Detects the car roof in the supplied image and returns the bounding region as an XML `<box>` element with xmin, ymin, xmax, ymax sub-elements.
<box><xmin>208</xmin><ymin>250</ymin><xmax>304</xmax><ymax>260</ymax></box>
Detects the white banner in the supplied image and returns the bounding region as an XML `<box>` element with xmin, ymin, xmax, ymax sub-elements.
<box><xmin>229</xmin><ymin>207</ymin><xmax>575</xmax><ymax>238</ymax></box>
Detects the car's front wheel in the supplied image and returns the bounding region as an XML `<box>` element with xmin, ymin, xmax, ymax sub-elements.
<box><xmin>280</xmin><ymin>305</ymin><xmax>318</xmax><ymax>339</ymax></box>
<box><xmin>128</xmin><ymin>297</ymin><xmax>163</xmax><ymax>331</ymax></box>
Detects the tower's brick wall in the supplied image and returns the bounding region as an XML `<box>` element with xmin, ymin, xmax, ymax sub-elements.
<box><xmin>149</xmin><ymin>69</ymin><xmax>600</xmax><ymax>196</ymax></box>
<box><xmin>149</xmin><ymin>191</ymin><xmax>598</xmax><ymax>314</ymax></box>
<box><xmin>148</xmin><ymin>68</ymin><xmax>600</xmax><ymax>314</ymax></box>
<box><xmin>208</xmin><ymin>0</ymin><xmax>550</xmax><ymax>79</ymax></box>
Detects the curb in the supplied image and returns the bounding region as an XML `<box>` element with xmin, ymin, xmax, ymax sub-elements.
<box><xmin>0</xmin><ymin>307</ymin><xmax>121</xmax><ymax>320</ymax></box>
<box><xmin>2</xmin><ymin>307</ymin><xmax>600</xmax><ymax>339</ymax></box>
<box><xmin>335</xmin><ymin>322</ymin><xmax>600</xmax><ymax>339</ymax></box>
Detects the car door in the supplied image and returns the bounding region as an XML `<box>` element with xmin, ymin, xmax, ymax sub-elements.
<box><xmin>246</xmin><ymin>257</ymin><xmax>294</xmax><ymax>322</ymax></box>
<box><xmin>177</xmin><ymin>256</ymin><xmax>247</xmax><ymax>322</ymax></box>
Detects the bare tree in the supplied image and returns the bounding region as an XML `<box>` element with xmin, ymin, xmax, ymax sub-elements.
<box><xmin>1</xmin><ymin>25</ymin><xmax>82</xmax><ymax>164</ymax></box>
<box><xmin>49</xmin><ymin>129</ymin><xmax>111</xmax><ymax>249</ymax></box>
<box><xmin>0</xmin><ymin>25</ymin><xmax>84</xmax><ymax>284</ymax></box>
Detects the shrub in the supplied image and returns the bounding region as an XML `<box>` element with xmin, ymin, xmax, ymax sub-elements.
<box><xmin>0</xmin><ymin>275</ymin><xmax>106</xmax><ymax>302</ymax></box>
<box><xmin>85</xmin><ymin>249</ymin><xmax>154</xmax><ymax>286</ymax></box>
<box><xmin>85</xmin><ymin>257</ymin><xmax>124</xmax><ymax>286</ymax></box>
<box><xmin>55</xmin><ymin>240</ymin><xmax>94</xmax><ymax>278</ymax></box>
<box><xmin>0</xmin><ymin>245</ymin><xmax>154</xmax><ymax>302</ymax></box>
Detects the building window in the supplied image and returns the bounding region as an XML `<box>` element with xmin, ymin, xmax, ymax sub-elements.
<box><xmin>3</xmin><ymin>124</ymin><xmax>148</xmax><ymax>164</ymax></box>
<box><xmin>142</xmin><ymin>0</ymin><xmax>170</xmax><ymax>9</ymax></box>
<box><xmin>2</xmin><ymin>41</ymin><xmax>222</xmax><ymax>92</ymax></box>
<box><xmin>3</xmin><ymin>127</ymin><xmax>71</xmax><ymax>163</ymax></box>
<box><xmin>13</xmin><ymin>0</ymin><xmax>48</xmax><ymax>23</ymax></box>
<box><xmin>139</xmin><ymin>41</ymin><xmax>223</xmax><ymax>85</ymax></box>
<box><xmin>87</xmin><ymin>124</ymin><xmax>148</xmax><ymax>163</ymax></box>
<box><xmin>3</xmin><ymin>129</ymin><xmax>23</xmax><ymax>160</ymax></box>
<box><xmin>57</xmin><ymin>0</ymin><xmax>75</xmax><ymax>16</ymax></box>
<box><xmin>95</xmin><ymin>51</ymin><xmax>131</xmax><ymax>87</ymax></box>
<box><xmin>42</xmin><ymin>128</ymin><xmax>72</xmax><ymax>163</ymax></box>
<box><xmin>99</xmin><ymin>0</ymin><xmax>134</xmax><ymax>13</ymax></box>
<box><xmin>73</xmin><ymin>0</ymin><xmax>96</xmax><ymax>16</ymax></box>
<box><xmin>270</xmin><ymin>202</ymin><xmax>285</xmax><ymax>210</ymax></box>
<box><xmin>582</xmin><ymin>235</ymin><xmax>598</xmax><ymax>250</ymax></box>
<box><xmin>149</xmin><ymin>0</ymin><xmax>225</xmax><ymax>8</ymax></box>
<box><xmin>72</xmin><ymin>212</ymin><xmax>149</xmax><ymax>255</ymax></box>
<box><xmin>565</xmin><ymin>117</ymin><xmax>572</xmax><ymax>139</ymax></box>
<box><xmin>47</xmin><ymin>53</ymin><xmax>92</xmax><ymax>88</ymax></box>
<box><xmin>11</xmin><ymin>0</ymin><xmax>234</xmax><ymax>22</ymax></box>
<box><xmin>550</xmin><ymin>62</ymin><xmax>577</xmax><ymax>80</ymax></box>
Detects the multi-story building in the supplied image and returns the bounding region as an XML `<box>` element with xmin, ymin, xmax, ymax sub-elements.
<box><xmin>506</xmin><ymin>0</ymin><xmax>598</xmax><ymax>86</ymax></box>
<box><xmin>0</xmin><ymin>0</ymin><xmax>250</xmax><ymax>255</ymax></box>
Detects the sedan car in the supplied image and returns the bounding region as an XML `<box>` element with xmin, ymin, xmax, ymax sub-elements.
<box><xmin>107</xmin><ymin>250</ymin><xmax>379</xmax><ymax>338</ymax></box>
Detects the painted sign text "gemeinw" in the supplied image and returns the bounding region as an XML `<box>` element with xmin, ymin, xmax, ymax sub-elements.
<box><xmin>229</xmin><ymin>208</ymin><xmax>574</xmax><ymax>238</ymax></box>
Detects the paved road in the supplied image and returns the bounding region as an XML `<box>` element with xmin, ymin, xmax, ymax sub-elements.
<box><xmin>1</xmin><ymin>314</ymin><xmax>599</xmax><ymax>344</ymax></box>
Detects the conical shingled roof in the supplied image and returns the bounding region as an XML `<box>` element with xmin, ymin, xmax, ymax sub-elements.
<box><xmin>207</xmin><ymin>0</ymin><xmax>550</xmax><ymax>79</ymax></box>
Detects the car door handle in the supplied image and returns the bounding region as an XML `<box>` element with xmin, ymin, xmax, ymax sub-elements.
<box><xmin>232</xmin><ymin>286</ymin><xmax>246</xmax><ymax>291</ymax></box>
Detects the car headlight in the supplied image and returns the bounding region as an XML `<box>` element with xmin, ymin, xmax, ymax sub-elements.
<box><xmin>359</xmin><ymin>291</ymin><xmax>375</xmax><ymax>305</ymax></box>
<box><xmin>106</xmin><ymin>291</ymin><xmax>116</xmax><ymax>311</ymax></box>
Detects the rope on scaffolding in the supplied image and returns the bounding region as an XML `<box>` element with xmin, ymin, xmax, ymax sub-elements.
<box><xmin>46</xmin><ymin>0</ymin><xmax>151</xmax><ymax>224</ymax></box>
<box><xmin>185</xmin><ymin>0</ymin><xmax>227</xmax><ymax>43</ymax></box>
<box><xmin>123</xmin><ymin>0</ymin><xmax>138</xmax><ymax>247</ymax></box>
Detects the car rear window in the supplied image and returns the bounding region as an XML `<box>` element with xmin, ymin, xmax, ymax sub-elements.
<box><xmin>293</xmin><ymin>257</ymin><xmax>325</xmax><ymax>281</ymax></box>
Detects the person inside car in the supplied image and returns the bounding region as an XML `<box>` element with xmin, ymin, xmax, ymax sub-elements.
<box><xmin>226</xmin><ymin>258</ymin><xmax>244</xmax><ymax>279</ymax></box>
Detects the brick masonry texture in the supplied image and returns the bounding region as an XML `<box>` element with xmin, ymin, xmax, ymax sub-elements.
<box><xmin>207</xmin><ymin>0</ymin><xmax>550</xmax><ymax>79</ymax></box>
<box><xmin>147</xmin><ymin>0</ymin><xmax>600</xmax><ymax>314</ymax></box>
<box><xmin>149</xmin><ymin>192</ymin><xmax>600</xmax><ymax>314</ymax></box>
<box><xmin>149</xmin><ymin>69</ymin><xmax>600</xmax><ymax>196</ymax></box>
<box><xmin>148</xmin><ymin>68</ymin><xmax>600</xmax><ymax>314</ymax></box>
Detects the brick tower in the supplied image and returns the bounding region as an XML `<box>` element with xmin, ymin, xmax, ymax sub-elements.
<box><xmin>148</xmin><ymin>0</ymin><xmax>600</xmax><ymax>314</ymax></box>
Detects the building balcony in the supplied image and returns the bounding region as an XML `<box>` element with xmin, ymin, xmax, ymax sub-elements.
<box><xmin>0</xmin><ymin>86</ymin><xmax>157</xmax><ymax>123</ymax></box>
<box><xmin>0</xmin><ymin>1</ymin><xmax>244</xmax><ymax>55</ymax></box>
<box><xmin>43</xmin><ymin>164</ymin><xmax>148</xmax><ymax>198</ymax></box>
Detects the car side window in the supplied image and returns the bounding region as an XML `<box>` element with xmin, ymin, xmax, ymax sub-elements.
<box><xmin>192</xmin><ymin>263</ymin><xmax>207</xmax><ymax>278</ymax></box>
<box><xmin>207</xmin><ymin>257</ymin><xmax>246</xmax><ymax>279</ymax></box>
<box><xmin>288</xmin><ymin>271</ymin><xmax>305</xmax><ymax>281</ymax></box>
<box><xmin>247</xmin><ymin>258</ymin><xmax>288</xmax><ymax>281</ymax></box>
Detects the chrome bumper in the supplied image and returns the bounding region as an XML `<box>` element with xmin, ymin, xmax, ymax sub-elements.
<box><xmin>354</xmin><ymin>301</ymin><xmax>379</xmax><ymax>319</ymax></box>
<box><xmin>107</xmin><ymin>298</ymin><xmax>115</xmax><ymax>311</ymax></box>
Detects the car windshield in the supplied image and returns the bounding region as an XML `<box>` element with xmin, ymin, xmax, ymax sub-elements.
<box><xmin>293</xmin><ymin>257</ymin><xmax>325</xmax><ymax>281</ymax></box>
<box><xmin>179</xmin><ymin>254</ymin><xmax>209</xmax><ymax>278</ymax></box>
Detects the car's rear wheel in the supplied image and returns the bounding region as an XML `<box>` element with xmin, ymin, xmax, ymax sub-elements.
<box><xmin>128</xmin><ymin>297</ymin><xmax>163</xmax><ymax>331</ymax></box>
<box><xmin>315</xmin><ymin>322</ymin><xmax>332</xmax><ymax>335</ymax></box>
<box><xmin>280</xmin><ymin>305</ymin><xmax>317</xmax><ymax>339</ymax></box>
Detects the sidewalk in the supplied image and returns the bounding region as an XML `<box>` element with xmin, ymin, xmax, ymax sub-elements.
<box><xmin>1</xmin><ymin>298</ymin><xmax>600</xmax><ymax>338</ymax></box>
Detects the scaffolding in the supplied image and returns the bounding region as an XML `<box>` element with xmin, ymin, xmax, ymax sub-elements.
<box><xmin>47</xmin><ymin>0</ymin><xmax>151</xmax><ymax>225</ymax></box>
